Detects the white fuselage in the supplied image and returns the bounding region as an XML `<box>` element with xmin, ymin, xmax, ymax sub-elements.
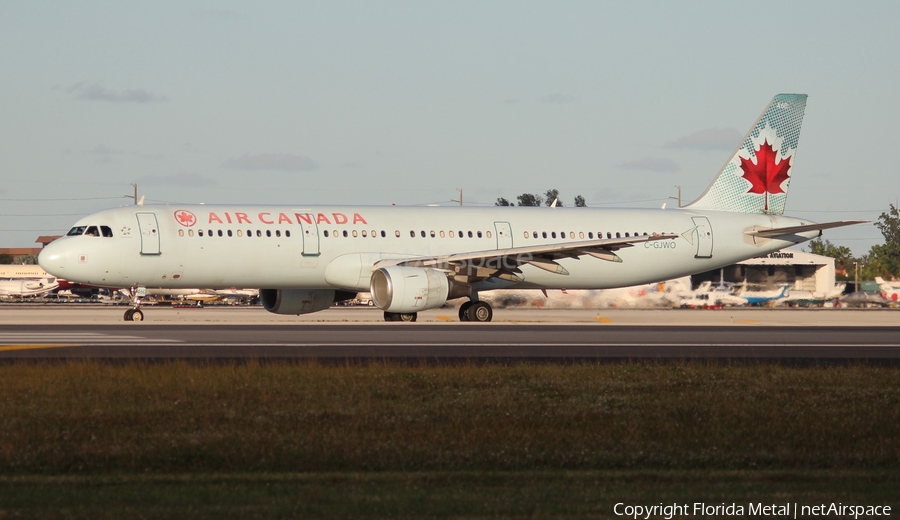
<box><xmin>39</xmin><ymin>205</ymin><xmax>818</xmax><ymax>294</ymax></box>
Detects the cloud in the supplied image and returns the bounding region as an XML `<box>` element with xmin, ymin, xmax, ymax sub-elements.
<box><xmin>668</xmin><ymin>127</ymin><xmax>742</xmax><ymax>151</ymax></box>
<box><xmin>136</xmin><ymin>173</ymin><xmax>217</xmax><ymax>187</ymax></box>
<box><xmin>67</xmin><ymin>83</ymin><xmax>166</xmax><ymax>103</ymax></box>
<box><xmin>223</xmin><ymin>153</ymin><xmax>319</xmax><ymax>172</ymax></box>
<box><xmin>341</xmin><ymin>161</ymin><xmax>362</xmax><ymax>169</ymax></box>
<box><xmin>617</xmin><ymin>158</ymin><xmax>681</xmax><ymax>173</ymax></box>
<box><xmin>537</xmin><ymin>94</ymin><xmax>577</xmax><ymax>105</ymax></box>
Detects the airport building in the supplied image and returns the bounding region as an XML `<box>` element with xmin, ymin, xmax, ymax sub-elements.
<box><xmin>692</xmin><ymin>250</ymin><xmax>840</xmax><ymax>297</ymax></box>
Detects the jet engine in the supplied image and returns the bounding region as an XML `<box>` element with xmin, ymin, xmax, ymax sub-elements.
<box><xmin>260</xmin><ymin>289</ymin><xmax>353</xmax><ymax>315</ymax></box>
<box><xmin>370</xmin><ymin>266</ymin><xmax>453</xmax><ymax>313</ymax></box>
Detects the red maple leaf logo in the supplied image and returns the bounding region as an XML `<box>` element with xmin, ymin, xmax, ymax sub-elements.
<box><xmin>174</xmin><ymin>210</ymin><xmax>196</xmax><ymax>227</ymax></box>
<box><xmin>740</xmin><ymin>139</ymin><xmax>791</xmax><ymax>212</ymax></box>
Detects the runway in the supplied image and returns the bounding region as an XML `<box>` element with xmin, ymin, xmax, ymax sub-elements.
<box><xmin>1</xmin><ymin>305</ymin><xmax>899</xmax><ymax>361</ymax></box>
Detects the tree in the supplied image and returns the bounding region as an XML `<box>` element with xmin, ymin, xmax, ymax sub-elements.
<box><xmin>12</xmin><ymin>254</ymin><xmax>38</xmax><ymax>265</ymax></box>
<box><xmin>495</xmin><ymin>197</ymin><xmax>514</xmax><ymax>207</ymax></box>
<box><xmin>516</xmin><ymin>193</ymin><xmax>543</xmax><ymax>207</ymax></box>
<box><xmin>544</xmin><ymin>189</ymin><xmax>563</xmax><ymax>207</ymax></box>
<box><xmin>0</xmin><ymin>254</ymin><xmax>13</xmax><ymax>264</ymax></box>
<box><xmin>807</xmin><ymin>238</ymin><xmax>854</xmax><ymax>278</ymax></box>
<box><xmin>869</xmin><ymin>203</ymin><xmax>900</xmax><ymax>278</ymax></box>
<box><xmin>574</xmin><ymin>195</ymin><xmax>586</xmax><ymax>207</ymax></box>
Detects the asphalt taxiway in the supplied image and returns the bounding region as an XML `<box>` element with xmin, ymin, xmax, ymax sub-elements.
<box><xmin>1</xmin><ymin>305</ymin><xmax>898</xmax><ymax>361</ymax></box>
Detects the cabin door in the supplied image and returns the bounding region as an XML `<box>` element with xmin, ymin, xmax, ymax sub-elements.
<box><xmin>494</xmin><ymin>221</ymin><xmax>513</xmax><ymax>249</ymax></box>
<box><xmin>691</xmin><ymin>216</ymin><xmax>713</xmax><ymax>258</ymax></box>
<box><xmin>299</xmin><ymin>216</ymin><xmax>320</xmax><ymax>257</ymax></box>
<box><xmin>135</xmin><ymin>213</ymin><xmax>161</xmax><ymax>255</ymax></box>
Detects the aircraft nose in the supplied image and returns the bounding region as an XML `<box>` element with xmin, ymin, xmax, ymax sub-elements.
<box><xmin>38</xmin><ymin>240</ymin><xmax>67</xmax><ymax>275</ymax></box>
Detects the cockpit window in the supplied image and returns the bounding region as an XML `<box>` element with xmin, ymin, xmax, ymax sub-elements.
<box><xmin>67</xmin><ymin>226</ymin><xmax>87</xmax><ymax>236</ymax></box>
<box><xmin>85</xmin><ymin>226</ymin><xmax>100</xmax><ymax>237</ymax></box>
<box><xmin>100</xmin><ymin>226</ymin><xmax>113</xmax><ymax>237</ymax></box>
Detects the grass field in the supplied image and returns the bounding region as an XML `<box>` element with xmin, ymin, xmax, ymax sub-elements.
<box><xmin>0</xmin><ymin>362</ymin><xmax>898</xmax><ymax>517</ymax></box>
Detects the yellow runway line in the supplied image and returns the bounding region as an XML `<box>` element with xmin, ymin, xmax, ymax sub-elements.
<box><xmin>0</xmin><ymin>344</ymin><xmax>75</xmax><ymax>351</ymax></box>
<box><xmin>594</xmin><ymin>316</ymin><xmax>612</xmax><ymax>323</ymax></box>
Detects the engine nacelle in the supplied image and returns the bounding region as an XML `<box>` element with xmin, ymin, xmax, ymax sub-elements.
<box><xmin>370</xmin><ymin>266</ymin><xmax>450</xmax><ymax>313</ymax></box>
<box><xmin>260</xmin><ymin>289</ymin><xmax>346</xmax><ymax>315</ymax></box>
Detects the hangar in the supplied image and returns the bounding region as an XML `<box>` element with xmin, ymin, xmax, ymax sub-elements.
<box><xmin>691</xmin><ymin>250</ymin><xmax>842</xmax><ymax>299</ymax></box>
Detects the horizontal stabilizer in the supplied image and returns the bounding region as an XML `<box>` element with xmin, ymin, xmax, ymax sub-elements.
<box><xmin>745</xmin><ymin>220</ymin><xmax>868</xmax><ymax>239</ymax></box>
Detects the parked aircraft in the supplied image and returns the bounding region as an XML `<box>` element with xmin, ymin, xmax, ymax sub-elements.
<box><xmin>0</xmin><ymin>277</ymin><xmax>59</xmax><ymax>298</ymax></box>
<box><xmin>39</xmin><ymin>94</ymin><xmax>865</xmax><ymax>321</ymax></box>
<box><xmin>677</xmin><ymin>281</ymin><xmax>749</xmax><ymax>308</ymax></box>
<box><xmin>874</xmin><ymin>277</ymin><xmax>900</xmax><ymax>302</ymax></box>
<box><xmin>733</xmin><ymin>284</ymin><xmax>790</xmax><ymax>306</ymax></box>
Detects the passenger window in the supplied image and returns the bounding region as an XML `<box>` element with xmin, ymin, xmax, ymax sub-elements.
<box><xmin>607</xmin><ymin>232</ymin><xmax>612</xmax><ymax>239</ymax></box>
<box><xmin>381</xmin><ymin>231</ymin><xmax>387</xmax><ymax>238</ymax></box>
<box><xmin>275</xmin><ymin>230</ymin><xmax>281</xmax><ymax>237</ymax></box>
<box><xmin>286</xmin><ymin>230</ymin><xmax>291</xmax><ymax>238</ymax></box>
<box><xmin>551</xmin><ymin>232</ymin><xmax>557</xmax><ymax>239</ymax></box>
<box><xmin>324</xmin><ymin>230</ymin><xmax>329</xmax><ymax>237</ymax></box>
<box><xmin>625</xmin><ymin>232</ymin><xmax>630</xmax><ymax>237</ymax></box>
<box><xmin>449</xmin><ymin>231</ymin><xmax>455</xmax><ymax>238</ymax></box>
<box><xmin>189</xmin><ymin>230</ymin><xmax>194</xmax><ymax>237</ymax></box>
<box><xmin>372</xmin><ymin>230</ymin><xmax>377</xmax><ymax>238</ymax></box>
<box><xmin>467</xmin><ymin>231</ymin><xmax>473</xmax><ymax>238</ymax></box>
<box><xmin>218</xmin><ymin>230</ymin><xmax>223</xmax><ymax>237</ymax></box>
<box><xmin>209</xmin><ymin>230</ymin><xmax>214</xmax><ymax>237</ymax></box>
<box><xmin>85</xmin><ymin>226</ymin><xmax>100</xmax><ymax>237</ymax></box>
<box><xmin>178</xmin><ymin>229</ymin><xmax>184</xmax><ymax>237</ymax></box>
<box><xmin>486</xmin><ymin>231</ymin><xmax>492</xmax><ymax>238</ymax></box>
<box><xmin>570</xmin><ymin>232</ymin><xmax>575</xmax><ymax>239</ymax></box>
<box><xmin>395</xmin><ymin>230</ymin><xmax>400</xmax><ymax>237</ymax></box>
<box><xmin>440</xmin><ymin>231</ymin><xmax>445</xmax><ymax>238</ymax></box>
<box><xmin>410</xmin><ymin>231</ymin><xmax>415</xmax><ymax>238</ymax></box>
<box><xmin>421</xmin><ymin>230</ymin><xmax>426</xmax><ymax>238</ymax></box>
<box><xmin>533</xmin><ymin>231</ymin><xmax>538</xmax><ymax>239</ymax></box>
<box><xmin>100</xmin><ymin>226</ymin><xmax>113</xmax><ymax>237</ymax></box>
<box><xmin>266</xmin><ymin>230</ymin><xmax>272</xmax><ymax>237</ymax></box>
<box><xmin>588</xmin><ymin>232</ymin><xmax>593</xmax><ymax>239</ymax></box>
<box><xmin>542</xmin><ymin>232</ymin><xmax>547</xmax><ymax>239</ymax></box>
<box><xmin>579</xmin><ymin>232</ymin><xmax>584</xmax><ymax>239</ymax></box>
<box><xmin>362</xmin><ymin>230</ymin><xmax>368</xmax><ymax>238</ymax></box>
<box><xmin>458</xmin><ymin>231</ymin><xmax>463</xmax><ymax>238</ymax></box>
<box><xmin>523</xmin><ymin>232</ymin><xmax>529</xmax><ymax>238</ymax></box>
<box><xmin>430</xmin><ymin>230</ymin><xmax>435</xmax><ymax>238</ymax></box>
<box><xmin>343</xmin><ymin>230</ymin><xmax>348</xmax><ymax>238</ymax></box>
<box><xmin>237</xmin><ymin>230</ymin><xmax>243</xmax><ymax>237</ymax></box>
<box><xmin>66</xmin><ymin>226</ymin><xmax>87</xmax><ymax>236</ymax></box>
<box><xmin>616</xmin><ymin>232</ymin><xmax>621</xmax><ymax>238</ymax></box>
<box><xmin>256</xmin><ymin>230</ymin><xmax>262</xmax><ymax>237</ymax></box>
<box><xmin>199</xmin><ymin>230</ymin><xmax>204</xmax><ymax>237</ymax></box>
<box><xmin>228</xmin><ymin>230</ymin><xmax>233</xmax><ymax>237</ymax></box>
<box><xmin>477</xmin><ymin>231</ymin><xmax>483</xmax><ymax>238</ymax></box>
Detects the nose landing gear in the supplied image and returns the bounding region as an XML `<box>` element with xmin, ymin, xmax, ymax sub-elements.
<box><xmin>123</xmin><ymin>286</ymin><xmax>146</xmax><ymax>322</ymax></box>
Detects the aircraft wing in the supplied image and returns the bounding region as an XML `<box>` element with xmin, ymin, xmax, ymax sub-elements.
<box><xmin>377</xmin><ymin>233</ymin><xmax>679</xmax><ymax>279</ymax></box>
<box><xmin>745</xmin><ymin>220</ymin><xmax>868</xmax><ymax>239</ymax></box>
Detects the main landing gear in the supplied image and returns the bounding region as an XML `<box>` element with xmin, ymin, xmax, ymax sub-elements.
<box><xmin>458</xmin><ymin>301</ymin><xmax>493</xmax><ymax>322</ymax></box>
<box><xmin>123</xmin><ymin>286</ymin><xmax>146</xmax><ymax>322</ymax></box>
<box><xmin>384</xmin><ymin>311</ymin><xmax>417</xmax><ymax>322</ymax></box>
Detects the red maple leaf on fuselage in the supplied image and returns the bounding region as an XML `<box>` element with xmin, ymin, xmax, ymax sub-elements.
<box><xmin>176</xmin><ymin>211</ymin><xmax>196</xmax><ymax>226</ymax></box>
<box><xmin>740</xmin><ymin>139</ymin><xmax>791</xmax><ymax>211</ymax></box>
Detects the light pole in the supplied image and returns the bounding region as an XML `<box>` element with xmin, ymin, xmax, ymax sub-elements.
<box><xmin>123</xmin><ymin>183</ymin><xmax>137</xmax><ymax>205</ymax></box>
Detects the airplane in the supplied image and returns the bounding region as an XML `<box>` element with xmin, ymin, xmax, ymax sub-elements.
<box><xmin>874</xmin><ymin>277</ymin><xmax>900</xmax><ymax>303</ymax></box>
<box><xmin>0</xmin><ymin>276</ymin><xmax>60</xmax><ymax>298</ymax></box>
<box><xmin>732</xmin><ymin>283</ymin><xmax>790</xmax><ymax>306</ymax></box>
<box><xmin>676</xmin><ymin>280</ymin><xmax>749</xmax><ymax>308</ymax></box>
<box><xmin>38</xmin><ymin>94</ymin><xmax>866</xmax><ymax>322</ymax></box>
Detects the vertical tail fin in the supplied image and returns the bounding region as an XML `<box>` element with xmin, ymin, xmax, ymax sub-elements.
<box><xmin>685</xmin><ymin>94</ymin><xmax>807</xmax><ymax>215</ymax></box>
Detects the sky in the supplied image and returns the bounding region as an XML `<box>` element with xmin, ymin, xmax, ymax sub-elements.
<box><xmin>1</xmin><ymin>1</ymin><xmax>898</xmax><ymax>255</ymax></box>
